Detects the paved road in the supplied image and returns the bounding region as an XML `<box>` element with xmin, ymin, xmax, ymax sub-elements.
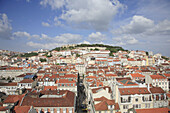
<box><xmin>77</xmin><ymin>79</ymin><xmax>87</xmax><ymax>113</ymax></box>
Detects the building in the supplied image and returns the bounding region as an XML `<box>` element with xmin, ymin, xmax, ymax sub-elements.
<box><xmin>20</xmin><ymin>90</ymin><xmax>76</xmax><ymax>113</ymax></box>
<box><xmin>146</xmin><ymin>75</ymin><xmax>169</xmax><ymax>92</ymax></box>
<box><xmin>150</xmin><ymin>87</ymin><xmax>168</xmax><ymax>108</ymax></box>
<box><xmin>118</xmin><ymin>87</ymin><xmax>153</xmax><ymax>113</ymax></box>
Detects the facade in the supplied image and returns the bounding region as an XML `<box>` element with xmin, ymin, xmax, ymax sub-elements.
<box><xmin>150</xmin><ymin>87</ymin><xmax>168</xmax><ymax>108</ymax></box>
<box><xmin>118</xmin><ymin>87</ymin><xmax>153</xmax><ymax>113</ymax></box>
<box><xmin>0</xmin><ymin>82</ymin><xmax>18</xmax><ymax>95</ymax></box>
<box><xmin>18</xmin><ymin>79</ymin><xmax>36</xmax><ymax>89</ymax></box>
<box><xmin>146</xmin><ymin>75</ymin><xmax>169</xmax><ymax>92</ymax></box>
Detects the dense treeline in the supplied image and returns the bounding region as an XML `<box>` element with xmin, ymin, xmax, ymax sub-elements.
<box><xmin>52</xmin><ymin>44</ymin><xmax>127</xmax><ymax>55</ymax></box>
<box><xmin>20</xmin><ymin>52</ymin><xmax>38</xmax><ymax>57</ymax></box>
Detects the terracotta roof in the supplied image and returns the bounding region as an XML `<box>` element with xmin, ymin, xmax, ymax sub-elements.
<box><xmin>18</xmin><ymin>79</ymin><xmax>34</xmax><ymax>83</ymax></box>
<box><xmin>57</xmin><ymin>79</ymin><xmax>76</xmax><ymax>83</ymax></box>
<box><xmin>136</xmin><ymin>108</ymin><xmax>169</xmax><ymax>113</ymax></box>
<box><xmin>92</xmin><ymin>86</ymin><xmax>111</xmax><ymax>93</ymax></box>
<box><xmin>94</xmin><ymin>96</ymin><xmax>115</xmax><ymax>105</ymax></box>
<box><xmin>150</xmin><ymin>87</ymin><xmax>165</xmax><ymax>94</ymax></box>
<box><xmin>128</xmin><ymin>58</ymin><xmax>135</xmax><ymax>61</ymax></box>
<box><xmin>105</xmin><ymin>74</ymin><xmax>117</xmax><ymax>77</ymax></box>
<box><xmin>44</xmin><ymin>86</ymin><xmax>58</xmax><ymax>90</ymax></box>
<box><xmin>164</xmin><ymin>73</ymin><xmax>170</xmax><ymax>77</ymax></box>
<box><xmin>86</xmin><ymin>76</ymin><xmax>97</xmax><ymax>79</ymax></box>
<box><xmin>131</xmin><ymin>73</ymin><xmax>145</xmax><ymax>78</ymax></box>
<box><xmin>17</xmin><ymin>74</ymin><xmax>26</xmax><ymax>77</ymax></box>
<box><xmin>14</xmin><ymin>106</ymin><xmax>31</xmax><ymax>113</ymax></box>
<box><xmin>167</xmin><ymin>93</ymin><xmax>170</xmax><ymax>98</ymax></box>
<box><xmin>95</xmin><ymin>101</ymin><xmax>108</xmax><ymax>111</ymax></box>
<box><xmin>4</xmin><ymin>94</ymin><xmax>25</xmax><ymax>104</ymax></box>
<box><xmin>0</xmin><ymin>107</ymin><xmax>8</xmax><ymax>111</ymax></box>
<box><xmin>21</xmin><ymin>90</ymin><xmax>75</xmax><ymax>107</ymax></box>
<box><xmin>0</xmin><ymin>82</ymin><xmax>17</xmax><ymax>86</ymax></box>
<box><xmin>150</xmin><ymin>75</ymin><xmax>166</xmax><ymax>79</ymax></box>
<box><xmin>119</xmin><ymin>87</ymin><xmax>150</xmax><ymax>95</ymax></box>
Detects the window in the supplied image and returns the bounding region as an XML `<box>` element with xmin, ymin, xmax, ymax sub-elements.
<box><xmin>136</xmin><ymin>98</ymin><xmax>138</xmax><ymax>102</ymax></box>
<box><xmin>123</xmin><ymin>105</ymin><xmax>128</xmax><ymax>109</ymax></box>
<box><xmin>136</xmin><ymin>104</ymin><xmax>138</xmax><ymax>108</ymax></box>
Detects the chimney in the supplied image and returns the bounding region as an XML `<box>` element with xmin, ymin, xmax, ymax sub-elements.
<box><xmin>106</xmin><ymin>87</ymin><xmax>109</xmax><ymax>93</ymax></box>
<box><xmin>147</xmin><ymin>84</ymin><xmax>150</xmax><ymax>92</ymax></box>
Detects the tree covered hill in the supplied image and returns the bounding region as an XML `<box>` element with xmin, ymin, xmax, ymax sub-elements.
<box><xmin>52</xmin><ymin>44</ymin><xmax>128</xmax><ymax>55</ymax></box>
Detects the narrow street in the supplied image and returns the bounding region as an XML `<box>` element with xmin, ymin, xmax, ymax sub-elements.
<box><xmin>76</xmin><ymin>78</ymin><xmax>87</xmax><ymax>113</ymax></box>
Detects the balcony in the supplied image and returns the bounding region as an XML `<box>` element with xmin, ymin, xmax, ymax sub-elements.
<box><xmin>121</xmin><ymin>97</ymin><xmax>131</xmax><ymax>103</ymax></box>
<box><xmin>142</xmin><ymin>96</ymin><xmax>152</xmax><ymax>102</ymax></box>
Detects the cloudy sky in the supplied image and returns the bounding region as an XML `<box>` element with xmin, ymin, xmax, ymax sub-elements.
<box><xmin>0</xmin><ymin>0</ymin><xmax>170</xmax><ymax>56</ymax></box>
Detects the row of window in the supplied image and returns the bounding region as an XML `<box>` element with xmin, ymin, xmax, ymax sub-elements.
<box><xmin>58</xmin><ymin>84</ymin><xmax>75</xmax><ymax>87</ymax></box>
<box><xmin>123</xmin><ymin>103</ymin><xmax>150</xmax><ymax>109</ymax></box>
<box><xmin>153</xmin><ymin>82</ymin><xmax>167</xmax><ymax>85</ymax></box>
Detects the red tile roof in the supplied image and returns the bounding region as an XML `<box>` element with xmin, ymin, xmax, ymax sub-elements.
<box><xmin>21</xmin><ymin>90</ymin><xmax>75</xmax><ymax>107</ymax></box>
<box><xmin>18</xmin><ymin>79</ymin><xmax>34</xmax><ymax>83</ymax></box>
<box><xmin>150</xmin><ymin>75</ymin><xmax>166</xmax><ymax>79</ymax></box>
<box><xmin>136</xmin><ymin>108</ymin><xmax>169</xmax><ymax>113</ymax></box>
<box><xmin>4</xmin><ymin>94</ymin><xmax>25</xmax><ymax>104</ymax></box>
<box><xmin>0</xmin><ymin>82</ymin><xmax>17</xmax><ymax>86</ymax></box>
<box><xmin>131</xmin><ymin>73</ymin><xmax>145</xmax><ymax>78</ymax></box>
<box><xmin>150</xmin><ymin>87</ymin><xmax>165</xmax><ymax>94</ymax></box>
<box><xmin>92</xmin><ymin>86</ymin><xmax>111</xmax><ymax>93</ymax></box>
<box><xmin>14</xmin><ymin>106</ymin><xmax>31</xmax><ymax>113</ymax></box>
<box><xmin>57</xmin><ymin>79</ymin><xmax>76</xmax><ymax>84</ymax></box>
<box><xmin>164</xmin><ymin>73</ymin><xmax>170</xmax><ymax>77</ymax></box>
<box><xmin>95</xmin><ymin>101</ymin><xmax>108</xmax><ymax>111</ymax></box>
<box><xmin>0</xmin><ymin>107</ymin><xmax>8</xmax><ymax>111</ymax></box>
<box><xmin>105</xmin><ymin>74</ymin><xmax>117</xmax><ymax>77</ymax></box>
<box><xmin>119</xmin><ymin>87</ymin><xmax>150</xmax><ymax>95</ymax></box>
<box><xmin>44</xmin><ymin>86</ymin><xmax>58</xmax><ymax>90</ymax></box>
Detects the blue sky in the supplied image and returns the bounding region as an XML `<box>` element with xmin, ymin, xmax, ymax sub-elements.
<box><xmin>0</xmin><ymin>0</ymin><xmax>170</xmax><ymax>56</ymax></box>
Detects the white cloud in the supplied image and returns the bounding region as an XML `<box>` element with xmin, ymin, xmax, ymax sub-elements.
<box><xmin>113</xmin><ymin>35</ymin><xmax>138</xmax><ymax>45</ymax></box>
<box><xmin>12</xmin><ymin>31</ymin><xmax>82</xmax><ymax>44</ymax></box>
<box><xmin>12</xmin><ymin>31</ymin><xmax>31</xmax><ymax>39</ymax></box>
<box><xmin>54</xmin><ymin>33</ymin><xmax>82</xmax><ymax>44</ymax></box>
<box><xmin>12</xmin><ymin>31</ymin><xmax>83</xmax><ymax>49</ymax></box>
<box><xmin>0</xmin><ymin>13</ymin><xmax>12</xmax><ymax>40</ymax></box>
<box><xmin>88</xmin><ymin>32</ymin><xmax>106</xmax><ymax>42</ymax></box>
<box><xmin>26</xmin><ymin>0</ymin><xmax>30</xmax><ymax>2</ymax></box>
<box><xmin>146</xmin><ymin>20</ymin><xmax>170</xmax><ymax>35</ymax></box>
<box><xmin>27</xmin><ymin>41</ymin><xmax>63</xmax><ymax>49</ymax></box>
<box><xmin>40</xmin><ymin>0</ymin><xmax>66</xmax><ymax>10</ymax></box>
<box><xmin>40</xmin><ymin>0</ymin><xmax>125</xmax><ymax>30</ymax></box>
<box><xmin>113</xmin><ymin>15</ymin><xmax>154</xmax><ymax>34</ymax></box>
<box><xmin>80</xmin><ymin>40</ymin><xmax>91</xmax><ymax>44</ymax></box>
<box><xmin>113</xmin><ymin>15</ymin><xmax>170</xmax><ymax>36</ymax></box>
<box><xmin>42</xmin><ymin>22</ymin><xmax>50</xmax><ymax>27</ymax></box>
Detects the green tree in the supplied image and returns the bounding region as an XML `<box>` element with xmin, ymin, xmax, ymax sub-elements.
<box><xmin>40</xmin><ymin>58</ymin><xmax>47</xmax><ymax>62</ymax></box>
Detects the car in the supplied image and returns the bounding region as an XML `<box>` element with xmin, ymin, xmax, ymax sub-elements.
<box><xmin>81</xmin><ymin>104</ymin><xmax>86</xmax><ymax>109</ymax></box>
<box><xmin>82</xmin><ymin>108</ymin><xmax>87</xmax><ymax>111</ymax></box>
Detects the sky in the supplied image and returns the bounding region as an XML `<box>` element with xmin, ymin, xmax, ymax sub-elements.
<box><xmin>0</xmin><ymin>0</ymin><xmax>170</xmax><ymax>56</ymax></box>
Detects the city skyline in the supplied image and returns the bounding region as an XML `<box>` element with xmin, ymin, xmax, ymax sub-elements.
<box><xmin>0</xmin><ymin>0</ymin><xmax>170</xmax><ymax>56</ymax></box>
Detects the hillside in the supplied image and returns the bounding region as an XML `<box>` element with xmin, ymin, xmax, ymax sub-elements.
<box><xmin>52</xmin><ymin>44</ymin><xmax>127</xmax><ymax>55</ymax></box>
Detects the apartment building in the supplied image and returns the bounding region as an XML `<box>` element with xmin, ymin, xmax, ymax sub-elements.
<box><xmin>146</xmin><ymin>75</ymin><xmax>169</xmax><ymax>92</ymax></box>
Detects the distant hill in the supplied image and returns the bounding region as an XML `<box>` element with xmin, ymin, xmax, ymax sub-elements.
<box><xmin>52</xmin><ymin>44</ymin><xmax>128</xmax><ymax>55</ymax></box>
